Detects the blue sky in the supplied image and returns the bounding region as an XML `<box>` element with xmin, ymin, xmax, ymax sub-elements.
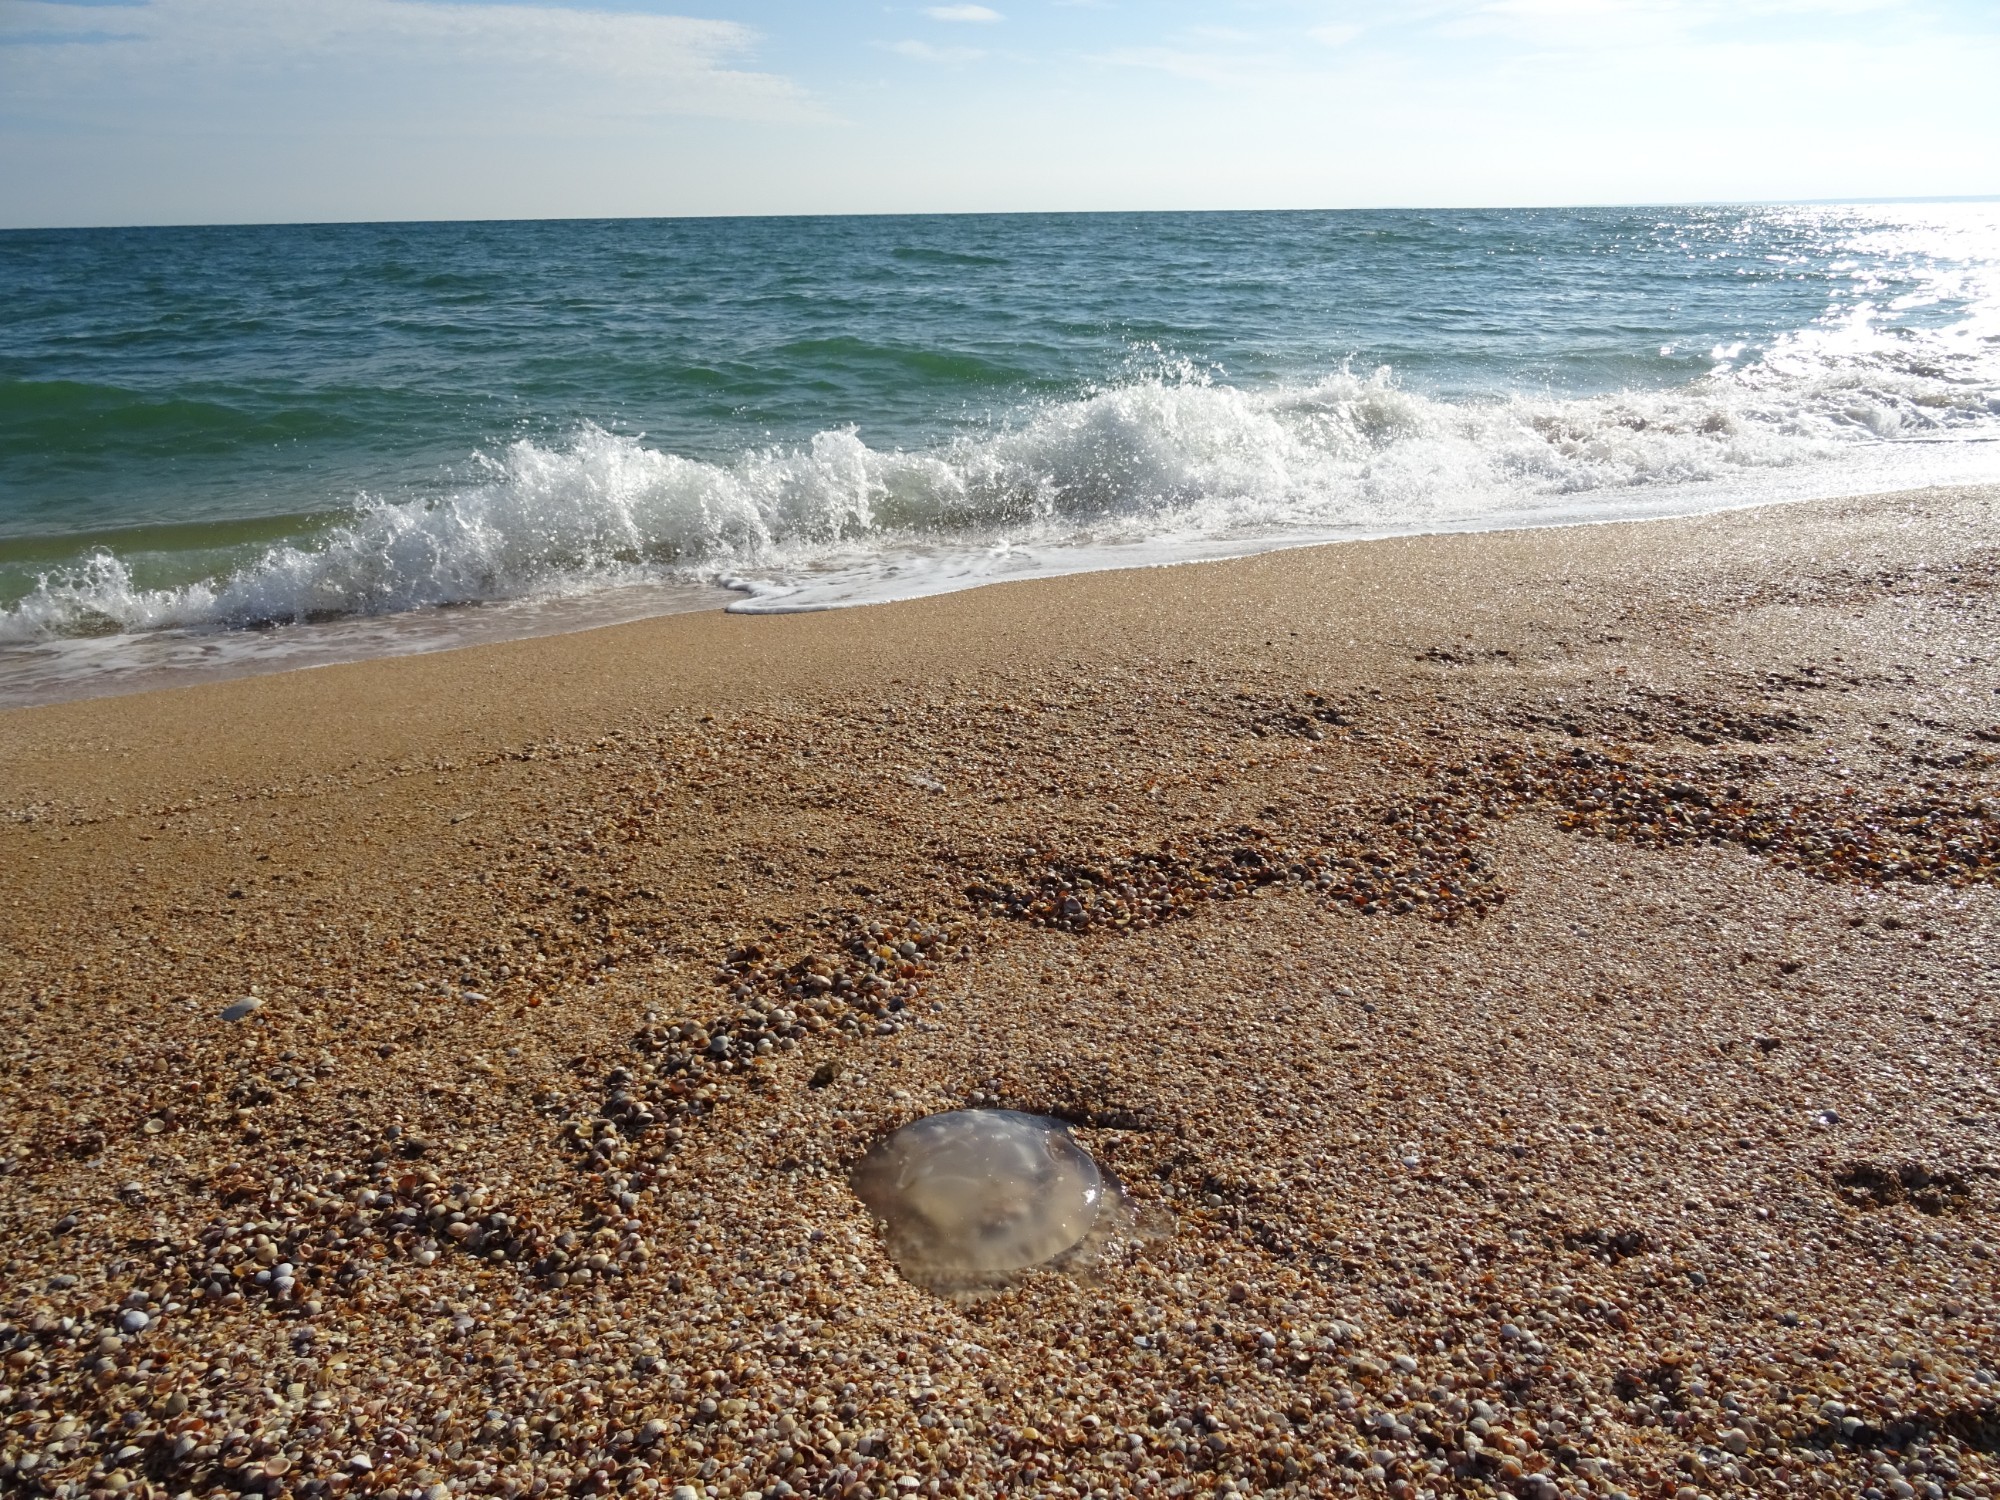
<box><xmin>1</xmin><ymin>0</ymin><xmax>1996</xmax><ymax>226</ymax></box>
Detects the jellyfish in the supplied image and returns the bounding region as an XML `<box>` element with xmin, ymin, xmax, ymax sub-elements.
<box><xmin>851</xmin><ymin>1109</ymin><xmax>1125</xmax><ymax>1297</ymax></box>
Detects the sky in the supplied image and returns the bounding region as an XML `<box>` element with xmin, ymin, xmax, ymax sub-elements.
<box><xmin>1</xmin><ymin>0</ymin><xmax>1996</xmax><ymax>227</ymax></box>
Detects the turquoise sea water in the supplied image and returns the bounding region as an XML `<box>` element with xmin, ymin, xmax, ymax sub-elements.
<box><xmin>3</xmin><ymin>204</ymin><xmax>1998</xmax><ymax>702</ymax></box>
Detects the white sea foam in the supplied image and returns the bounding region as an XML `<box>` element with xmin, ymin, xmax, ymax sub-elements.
<box><xmin>5</xmin><ymin>318</ymin><xmax>1999</xmax><ymax>647</ymax></box>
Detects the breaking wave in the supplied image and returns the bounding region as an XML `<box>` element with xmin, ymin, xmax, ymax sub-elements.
<box><xmin>5</xmin><ymin>337</ymin><xmax>1999</xmax><ymax>643</ymax></box>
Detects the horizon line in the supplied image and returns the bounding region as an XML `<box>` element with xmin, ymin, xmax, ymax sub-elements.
<box><xmin>4</xmin><ymin>193</ymin><xmax>1998</xmax><ymax>235</ymax></box>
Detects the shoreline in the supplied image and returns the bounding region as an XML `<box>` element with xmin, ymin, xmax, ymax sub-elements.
<box><xmin>8</xmin><ymin>436</ymin><xmax>2000</xmax><ymax>712</ymax></box>
<box><xmin>1</xmin><ymin>484</ymin><xmax>1996</xmax><ymax>1500</ymax></box>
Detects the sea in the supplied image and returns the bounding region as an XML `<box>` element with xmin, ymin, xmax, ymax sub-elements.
<box><xmin>4</xmin><ymin>203</ymin><xmax>1999</xmax><ymax>706</ymax></box>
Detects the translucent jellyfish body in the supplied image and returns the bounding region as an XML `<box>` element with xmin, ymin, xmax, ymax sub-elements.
<box><xmin>852</xmin><ymin>1109</ymin><xmax>1127</xmax><ymax>1297</ymax></box>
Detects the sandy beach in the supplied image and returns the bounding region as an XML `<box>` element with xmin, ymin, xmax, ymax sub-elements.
<box><xmin>2</xmin><ymin>485</ymin><xmax>1996</xmax><ymax>1500</ymax></box>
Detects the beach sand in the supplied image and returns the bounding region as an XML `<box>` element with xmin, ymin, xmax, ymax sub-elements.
<box><xmin>1</xmin><ymin>485</ymin><xmax>1996</xmax><ymax>1500</ymax></box>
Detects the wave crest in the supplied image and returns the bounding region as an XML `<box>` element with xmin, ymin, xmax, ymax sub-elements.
<box><xmin>4</xmin><ymin>348</ymin><xmax>1997</xmax><ymax>643</ymax></box>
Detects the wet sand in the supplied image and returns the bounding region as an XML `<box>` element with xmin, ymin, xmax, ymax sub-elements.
<box><xmin>1</xmin><ymin>485</ymin><xmax>1997</xmax><ymax>1500</ymax></box>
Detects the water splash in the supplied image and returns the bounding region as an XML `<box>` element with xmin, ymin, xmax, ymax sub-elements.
<box><xmin>7</xmin><ymin>333</ymin><xmax>1996</xmax><ymax>647</ymax></box>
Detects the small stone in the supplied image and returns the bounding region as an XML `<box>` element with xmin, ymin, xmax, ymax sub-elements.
<box><xmin>220</xmin><ymin>997</ymin><xmax>263</xmax><ymax>1022</ymax></box>
<box><xmin>117</xmin><ymin>1310</ymin><xmax>149</xmax><ymax>1334</ymax></box>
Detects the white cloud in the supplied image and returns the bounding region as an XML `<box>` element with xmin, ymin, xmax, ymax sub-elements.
<box><xmin>1309</xmin><ymin>22</ymin><xmax>1365</xmax><ymax>45</ymax></box>
<box><xmin>923</xmin><ymin>5</ymin><xmax>1003</xmax><ymax>22</ymax></box>
<box><xmin>1101</xmin><ymin>44</ymin><xmax>1288</xmax><ymax>86</ymax></box>
<box><xmin>1434</xmin><ymin>0</ymin><xmax>1921</xmax><ymax>47</ymax></box>
<box><xmin>4</xmin><ymin>0</ymin><xmax>1994</xmax><ymax>225</ymax></box>
<box><xmin>890</xmin><ymin>38</ymin><xmax>986</xmax><ymax>62</ymax></box>
<box><xmin>0</xmin><ymin>0</ymin><xmax>820</xmax><ymax>124</ymax></box>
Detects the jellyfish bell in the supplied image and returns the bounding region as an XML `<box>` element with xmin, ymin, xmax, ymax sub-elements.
<box><xmin>852</xmin><ymin>1109</ymin><xmax>1126</xmax><ymax>1296</ymax></box>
